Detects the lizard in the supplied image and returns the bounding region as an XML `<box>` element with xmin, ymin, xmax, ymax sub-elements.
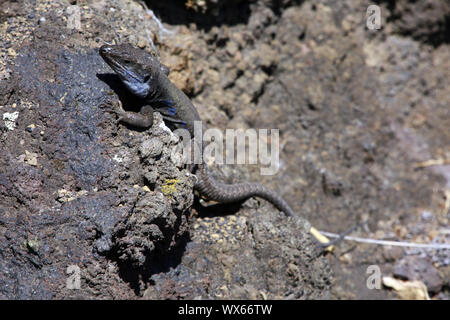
<box><xmin>98</xmin><ymin>43</ymin><xmax>297</xmax><ymax>218</ymax></box>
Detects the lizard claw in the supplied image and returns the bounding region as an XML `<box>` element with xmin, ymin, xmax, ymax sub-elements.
<box><xmin>100</xmin><ymin>99</ymin><xmax>126</xmax><ymax>117</ymax></box>
<box><xmin>99</xmin><ymin>99</ymin><xmax>115</xmax><ymax>112</ymax></box>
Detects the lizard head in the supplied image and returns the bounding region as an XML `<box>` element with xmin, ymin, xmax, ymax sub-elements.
<box><xmin>99</xmin><ymin>44</ymin><xmax>169</xmax><ymax>98</ymax></box>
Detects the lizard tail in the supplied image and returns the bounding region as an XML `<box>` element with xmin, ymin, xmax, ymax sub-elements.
<box><xmin>194</xmin><ymin>164</ymin><xmax>296</xmax><ymax>217</ymax></box>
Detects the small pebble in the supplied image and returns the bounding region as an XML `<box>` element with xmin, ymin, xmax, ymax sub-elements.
<box><xmin>421</xmin><ymin>210</ymin><xmax>432</xmax><ymax>221</ymax></box>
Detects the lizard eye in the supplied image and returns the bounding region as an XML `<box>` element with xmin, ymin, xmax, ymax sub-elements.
<box><xmin>143</xmin><ymin>75</ymin><xmax>151</xmax><ymax>82</ymax></box>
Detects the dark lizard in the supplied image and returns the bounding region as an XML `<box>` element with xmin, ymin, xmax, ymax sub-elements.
<box><xmin>99</xmin><ymin>43</ymin><xmax>296</xmax><ymax>217</ymax></box>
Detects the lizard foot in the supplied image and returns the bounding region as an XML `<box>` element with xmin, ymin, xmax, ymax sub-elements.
<box><xmin>99</xmin><ymin>99</ymin><xmax>127</xmax><ymax>123</ymax></box>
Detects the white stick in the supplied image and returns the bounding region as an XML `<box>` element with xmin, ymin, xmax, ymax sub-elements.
<box><xmin>319</xmin><ymin>231</ymin><xmax>450</xmax><ymax>250</ymax></box>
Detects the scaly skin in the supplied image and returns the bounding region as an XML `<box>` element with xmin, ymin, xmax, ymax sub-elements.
<box><xmin>99</xmin><ymin>44</ymin><xmax>296</xmax><ymax>217</ymax></box>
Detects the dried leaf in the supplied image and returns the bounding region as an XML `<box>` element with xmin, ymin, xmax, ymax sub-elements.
<box><xmin>382</xmin><ymin>276</ymin><xmax>430</xmax><ymax>300</ymax></box>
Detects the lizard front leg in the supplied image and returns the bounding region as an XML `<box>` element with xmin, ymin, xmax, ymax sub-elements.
<box><xmin>101</xmin><ymin>99</ymin><xmax>154</xmax><ymax>128</ymax></box>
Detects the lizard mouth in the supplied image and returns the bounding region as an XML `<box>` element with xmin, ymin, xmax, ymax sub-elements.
<box><xmin>106</xmin><ymin>58</ymin><xmax>143</xmax><ymax>84</ymax></box>
<box><xmin>99</xmin><ymin>46</ymin><xmax>144</xmax><ymax>84</ymax></box>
